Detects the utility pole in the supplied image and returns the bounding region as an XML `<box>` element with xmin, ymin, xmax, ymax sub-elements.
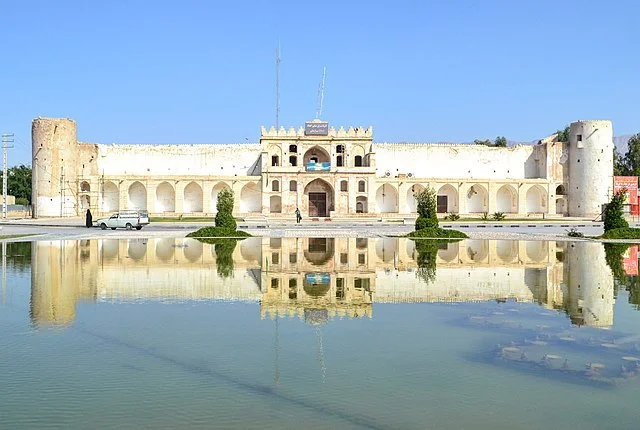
<box><xmin>2</xmin><ymin>134</ymin><xmax>14</xmax><ymax>220</ymax></box>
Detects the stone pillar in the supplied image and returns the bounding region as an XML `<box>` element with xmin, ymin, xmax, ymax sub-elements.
<box><xmin>203</xmin><ymin>181</ymin><xmax>212</xmax><ymax>215</ymax></box>
<box><xmin>175</xmin><ymin>182</ymin><xmax>185</xmax><ymax>214</ymax></box>
<box><xmin>517</xmin><ymin>184</ymin><xmax>527</xmax><ymax>215</ymax></box>
<box><xmin>458</xmin><ymin>183</ymin><xmax>467</xmax><ymax>215</ymax></box>
<box><xmin>488</xmin><ymin>182</ymin><xmax>497</xmax><ymax>214</ymax></box>
<box><xmin>146</xmin><ymin>182</ymin><xmax>156</xmax><ymax>214</ymax></box>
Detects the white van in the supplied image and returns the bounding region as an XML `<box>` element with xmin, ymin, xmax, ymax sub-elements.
<box><xmin>95</xmin><ymin>211</ymin><xmax>150</xmax><ymax>230</ymax></box>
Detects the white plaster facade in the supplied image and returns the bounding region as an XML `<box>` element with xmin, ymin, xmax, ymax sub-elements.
<box><xmin>32</xmin><ymin>117</ymin><xmax>613</xmax><ymax>218</ymax></box>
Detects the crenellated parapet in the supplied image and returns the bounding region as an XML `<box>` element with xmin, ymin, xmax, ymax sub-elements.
<box><xmin>261</xmin><ymin>124</ymin><xmax>373</xmax><ymax>138</ymax></box>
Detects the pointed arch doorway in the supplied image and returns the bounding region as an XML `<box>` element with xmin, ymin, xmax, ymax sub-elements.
<box><xmin>304</xmin><ymin>178</ymin><xmax>334</xmax><ymax>217</ymax></box>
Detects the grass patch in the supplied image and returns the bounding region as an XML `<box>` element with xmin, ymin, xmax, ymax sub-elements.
<box><xmin>150</xmin><ymin>217</ymin><xmax>215</xmax><ymax>222</ymax></box>
<box><xmin>406</xmin><ymin>227</ymin><xmax>468</xmax><ymax>239</ymax></box>
<box><xmin>0</xmin><ymin>234</ymin><xmax>39</xmax><ymax>240</ymax></box>
<box><xmin>186</xmin><ymin>226</ymin><xmax>251</xmax><ymax>242</ymax></box>
<box><xmin>600</xmin><ymin>228</ymin><xmax>640</xmax><ymax>240</ymax></box>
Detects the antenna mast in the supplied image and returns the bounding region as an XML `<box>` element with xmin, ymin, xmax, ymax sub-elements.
<box><xmin>315</xmin><ymin>67</ymin><xmax>326</xmax><ymax>119</ymax></box>
<box><xmin>275</xmin><ymin>42</ymin><xmax>281</xmax><ymax>130</ymax></box>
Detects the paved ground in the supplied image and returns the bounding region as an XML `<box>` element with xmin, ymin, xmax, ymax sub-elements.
<box><xmin>0</xmin><ymin>217</ymin><xmax>623</xmax><ymax>242</ymax></box>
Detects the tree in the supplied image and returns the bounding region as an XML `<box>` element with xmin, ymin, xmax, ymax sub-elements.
<box><xmin>215</xmin><ymin>188</ymin><xmax>237</xmax><ymax>230</ymax></box>
<box><xmin>0</xmin><ymin>164</ymin><xmax>32</xmax><ymax>204</ymax></box>
<box><xmin>603</xmin><ymin>190</ymin><xmax>629</xmax><ymax>232</ymax></box>
<box><xmin>494</xmin><ymin>136</ymin><xmax>507</xmax><ymax>147</ymax></box>
<box><xmin>621</xmin><ymin>133</ymin><xmax>640</xmax><ymax>177</ymax></box>
<box><xmin>555</xmin><ymin>126</ymin><xmax>570</xmax><ymax>142</ymax></box>
<box><xmin>415</xmin><ymin>186</ymin><xmax>438</xmax><ymax>230</ymax></box>
<box><xmin>474</xmin><ymin>139</ymin><xmax>493</xmax><ymax>146</ymax></box>
<box><xmin>614</xmin><ymin>147</ymin><xmax>627</xmax><ymax>176</ymax></box>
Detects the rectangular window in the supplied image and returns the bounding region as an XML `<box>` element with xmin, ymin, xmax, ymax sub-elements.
<box><xmin>289</xmin><ymin>252</ymin><xmax>297</xmax><ymax>264</ymax></box>
<box><xmin>272</xmin><ymin>252</ymin><xmax>280</xmax><ymax>264</ymax></box>
<box><xmin>437</xmin><ymin>196</ymin><xmax>448</xmax><ymax>213</ymax></box>
<box><xmin>337</xmin><ymin>155</ymin><xmax>343</xmax><ymax>167</ymax></box>
<box><xmin>271</xmin><ymin>278</ymin><xmax>279</xmax><ymax>289</ymax></box>
<box><xmin>358</xmin><ymin>181</ymin><xmax>365</xmax><ymax>192</ymax></box>
<box><xmin>290</xmin><ymin>181</ymin><xmax>297</xmax><ymax>192</ymax></box>
<box><xmin>271</xmin><ymin>155</ymin><xmax>279</xmax><ymax>166</ymax></box>
<box><xmin>341</xmin><ymin>181</ymin><xmax>348</xmax><ymax>192</ymax></box>
<box><xmin>340</xmin><ymin>253</ymin><xmax>348</xmax><ymax>264</ymax></box>
<box><xmin>358</xmin><ymin>253</ymin><xmax>365</xmax><ymax>265</ymax></box>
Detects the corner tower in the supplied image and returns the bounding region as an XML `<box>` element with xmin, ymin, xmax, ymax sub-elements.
<box><xmin>32</xmin><ymin>118</ymin><xmax>78</xmax><ymax>217</ymax></box>
<box><xmin>567</xmin><ymin>120</ymin><xmax>613</xmax><ymax>217</ymax></box>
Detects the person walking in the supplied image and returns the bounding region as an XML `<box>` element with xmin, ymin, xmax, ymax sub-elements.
<box><xmin>295</xmin><ymin>207</ymin><xmax>301</xmax><ymax>224</ymax></box>
<box><xmin>85</xmin><ymin>208</ymin><xmax>93</xmax><ymax>228</ymax></box>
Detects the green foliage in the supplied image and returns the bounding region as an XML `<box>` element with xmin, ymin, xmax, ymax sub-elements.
<box><xmin>186</xmin><ymin>226</ymin><xmax>251</xmax><ymax>239</ymax></box>
<box><xmin>603</xmin><ymin>190</ymin><xmax>629</xmax><ymax>232</ymax></box>
<box><xmin>14</xmin><ymin>197</ymin><xmax>29</xmax><ymax>206</ymax></box>
<box><xmin>618</xmin><ymin>133</ymin><xmax>640</xmax><ymax>176</ymax></box>
<box><xmin>0</xmin><ymin>165</ymin><xmax>32</xmax><ymax>204</ymax></box>
<box><xmin>555</xmin><ymin>126</ymin><xmax>570</xmax><ymax>142</ymax></box>
<box><xmin>215</xmin><ymin>188</ymin><xmax>237</xmax><ymax>230</ymax></box>
<box><xmin>600</xmin><ymin>227</ymin><xmax>640</xmax><ymax>239</ymax></box>
<box><xmin>413</xmin><ymin>239</ymin><xmax>464</xmax><ymax>284</ymax></box>
<box><xmin>414</xmin><ymin>186</ymin><xmax>438</xmax><ymax>230</ymax></box>
<box><xmin>480</xmin><ymin>212</ymin><xmax>489</xmax><ymax>221</ymax></box>
<box><xmin>491</xmin><ymin>212</ymin><xmax>506</xmax><ymax>221</ymax></box>
<box><xmin>444</xmin><ymin>213</ymin><xmax>460</xmax><ymax>221</ymax></box>
<box><xmin>614</xmin><ymin>147</ymin><xmax>625</xmax><ymax>176</ymax></box>
<box><xmin>494</xmin><ymin>136</ymin><xmax>507</xmax><ymax>147</ymax></box>
<box><xmin>604</xmin><ymin>243</ymin><xmax>640</xmax><ymax>310</ymax></box>
<box><xmin>407</xmin><ymin>227</ymin><xmax>468</xmax><ymax>238</ymax></box>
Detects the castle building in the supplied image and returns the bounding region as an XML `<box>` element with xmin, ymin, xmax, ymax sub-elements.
<box><xmin>31</xmin><ymin>117</ymin><xmax>614</xmax><ymax>219</ymax></box>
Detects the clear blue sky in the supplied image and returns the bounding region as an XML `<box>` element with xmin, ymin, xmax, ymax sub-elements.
<box><xmin>1</xmin><ymin>0</ymin><xmax>638</xmax><ymax>166</ymax></box>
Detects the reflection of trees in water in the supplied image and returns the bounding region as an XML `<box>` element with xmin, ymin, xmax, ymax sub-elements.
<box><xmin>191</xmin><ymin>237</ymin><xmax>240</xmax><ymax>279</ymax></box>
<box><xmin>414</xmin><ymin>239</ymin><xmax>461</xmax><ymax>285</ymax></box>
<box><xmin>5</xmin><ymin>241</ymin><xmax>32</xmax><ymax>273</ymax></box>
<box><xmin>603</xmin><ymin>243</ymin><xmax>640</xmax><ymax>309</ymax></box>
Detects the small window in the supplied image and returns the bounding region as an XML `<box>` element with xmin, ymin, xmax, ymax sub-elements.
<box><xmin>289</xmin><ymin>155</ymin><xmax>297</xmax><ymax>166</ymax></box>
<box><xmin>356</xmin><ymin>202</ymin><xmax>364</xmax><ymax>213</ymax></box>
<box><xmin>289</xmin><ymin>144</ymin><xmax>297</xmax><ymax>153</ymax></box>
<box><xmin>271</xmin><ymin>278</ymin><xmax>279</xmax><ymax>289</ymax></box>
<box><xmin>340</xmin><ymin>180</ymin><xmax>348</xmax><ymax>192</ymax></box>
<box><xmin>356</xmin><ymin>238</ymin><xmax>368</xmax><ymax>249</ymax></box>
<box><xmin>289</xmin><ymin>279</ymin><xmax>297</xmax><ymax>299</ymax></box>
<box><xmin>337</xmin><ymin>155</ymin><xmax>343</xmax><ymax>167</ymax></box>
<box><xmin>272</xmin><ymin>252</ymin><xmax>280</xmax><ymax>264</ymax></box>
<box><xmin>270</xmin><ymin>238</ymin><xmax>282</xmax><ymax>249</ymax></box>
<box><xmin>340</xmin><ymin>253</ymin><xmax>348</xmax><ymax>264</ymax></box>
<box><xmin>358</xmin><ymin>180</ymin><xmax>366</xmax><ymax>192</ymax></box>
<box><xmin>577</xmin><ymin>134</ymin><xmax>582</xmax><ymax>141</ymax></box>
<box><xmin>358</xmin><ymin>253</ymin><xmax>366</xmax><ymax>265</ymax></box>
<box><xmin>289</xmin><ymin>180</ymin><xmax>297</xmax><ymax>192</ymax></box>
<box><xmin>355</xmin><ymin>155</ymin><xmax>363</xmax><ymax>167</ymax></box>
<box><xmin>289</xmin><ymin>252</ymin><xmax>297</xmax><ymax>264</ymax></box>
<box><xmin>336</xmin><ymin>144</ymin><xmax>345</xmax><ymax>153</ymax></box>
<box><xmin>272</xmin><ymin>180</ymin><xmax>279</xmax><ymax>191</ymax></box>
<box><xmin>271</xmin><ymin>155</ymin><xmax>279</xmax><ymax>166</ymax></box>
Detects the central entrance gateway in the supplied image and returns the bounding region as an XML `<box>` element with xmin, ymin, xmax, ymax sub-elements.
<box><xmin>309</xmin><ymin>192</ymin><xmax>327</xmax><ymax>217</ymax></box>
<box><xmin>304</xmin><ymin>178</ymin><xmax>334</xmax><ymax>218</ymax></box>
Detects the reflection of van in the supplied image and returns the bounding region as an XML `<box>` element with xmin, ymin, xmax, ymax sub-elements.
<box><xmin>95</xmin><ymin>211</ymin><xmax>150</xmax><ymax>230</ymax></box>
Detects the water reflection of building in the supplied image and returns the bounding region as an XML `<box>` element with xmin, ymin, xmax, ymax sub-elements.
<box><xmin>29</xmin><ymin>237</ymin><xmax>614</xmax><ymax>327</ymax></box>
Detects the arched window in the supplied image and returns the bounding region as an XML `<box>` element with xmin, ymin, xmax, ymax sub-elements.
<box><xmin>354</xmin><ymin>155</ymin><xmax>363</xmax><ymax>167</ymax></box>
<box><xmin>289</xmin><ymin>155</ymin><xmax>297</xmax><ymax>166</ymax></box>
<box><xmin>337</xmin><ymin>155</ymin><xmax>343</xmax><ymax>167</ymax></box>
<box><xmin>336</xmin><ymin>144</ymin><xmax>345</xmax><ymax>153</ymax></box>
<box><xmin>290</xmin><ymin>180</ymin><xmax>297</xmax><ymax>192</ymax></box>
<box><xmin>271</xmin><ymin>155</ymin><xmax>279</xmax><ymax>166</ymax></box>
<box><xmin>356</xmin><ymin>201</ymin><xmax>364</xmax><ymax>213</ymax></box>
<box><xmin>272</xmin><ymin>180</ymin><xmax>279</xmax><ymax>191</ymax></box>
<box><xmin>289</xmin><ymin>144</ymin><xmax>297</xmax><ymax>153</ymax></box>
<box><xmin>556</xmin><ymin>185</ymin><xmax>566</xmax><ymax>195</ymax></box>
<box><xmin>340</xmin><ymin>180</ymin><xmax>348</xmax><ymax>192</ymax></box>
<box><xmin>358</xmin><ymin>180</ymin><xmax>366</xmax><ymax>192</ymax></box>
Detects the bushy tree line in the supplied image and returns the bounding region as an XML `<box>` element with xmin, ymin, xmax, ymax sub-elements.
<box><xmin>0</xmin><ymin>165</ymin><xmax>31</xmax><ymax>205</ymax></box>
<box><xmin>474</xmin><ymin>136</ymin><xmax>507</xmax><ymax>147</ymax></box>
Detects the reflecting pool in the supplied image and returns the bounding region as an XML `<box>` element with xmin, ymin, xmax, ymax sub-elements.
<box><xmin>2</xmin><ymin>238</ymin><xmax>640</xmax><ymax>429</ymax></box>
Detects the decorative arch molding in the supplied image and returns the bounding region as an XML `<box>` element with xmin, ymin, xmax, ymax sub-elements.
<box><xmin>437</xmin><ymin>184</ymin><xmax>458</xmax><ymax>213</ymax></box>
<box><xmin>128</xmin><ymin>181</ymin><xmax>147</xmax><ymax>211</ymax></box>
<box><xmin>103</xmin><ymin>181</ymin><xmax>119</xmax><ymax>213</ymax></box>
<box><xmin>406</xmin><ymin>184</ymin><xmax>426</xmax><ymax>213</ymax></box>
<box><xmin>240</xmin><ymin>182</ymin><xmax>262</xmax><ymax>213</ymax></box>
<box><xmin>375</xmin><ymin>183</ymin><xmax>399</xmax><ymax>213</ymax></box>
<box><xmin>496</xmin><ymin>184</ymin><xmax>518</xmax><ymax>213</ymax></box>
<box><xmin>303</xmin><ymin>146</ymin><xmax>331</xmax><ymax>166</ymax></box>
<box><xmin>466</xmin><ymin>183</ymin><xmax>488</xmax><ymax>213</ymax></box>
<box><xmin>211</xmin><ymin>182</ymin><xmax>232</xmax><ymax>213</ymax></box>
<box><xmin>525</xmin><ymin>184</ymin><xmax>548</xmax><ymax>213</ymax></box>
<box><xmin>303</xmin><ymin>178</ymin><xmax>334</xmax><ymax>217</ymax></box>
<box><xmin>183</xmin><ymin>181</ymin><xmax>203</xmax><ymax>213</ymax></box>
<box><xmin>156</xmin><ymin>181</ymin><xmax>176</xmax><ymax>213</ymax></box>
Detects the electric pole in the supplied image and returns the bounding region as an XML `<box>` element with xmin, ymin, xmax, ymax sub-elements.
<box><xmin>2</xmin><ymin>134</ymin><xmax>14</xmax><ymax>220</ymax></box>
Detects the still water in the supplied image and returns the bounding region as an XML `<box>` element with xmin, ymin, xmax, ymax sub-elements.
<box><xmin>1</xmin><ymin>237</ymin><xmax>640</xmax><ymax>429</ymax></box>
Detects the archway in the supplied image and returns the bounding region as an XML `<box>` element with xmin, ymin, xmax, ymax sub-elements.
<box><xmin>240</xmin><ymin>182</ymin><xmax>261</xmax><ymax>213</ymax></box>
<box><xmin>156</xmin><ymin>238</ymin><xmax>175</xmax><ymax>262</ymax></box>
<box><xmin>211</xmin><ymin>182</ymin><xmax>230</xmax><ymax>213</ymax></box>
<box><xmin>183</xmin><ymin>238</ymin><xmax>203</xmax><ymax>263</ymax></box>
<box><xmin>438</xmin><ymin>243</ymin><xmax>458</xmax><ymax>263</ymax></box>
<box><xmin>525</xmin><ymin>241</ymin><xmax>547</xmax><ymax>262</ymax></box>
<box><xmin>101</xmin><ymin>239</ymin><xmax>119</xmax><ymax>260</ymax></box>
<box><xmin>303</xmin><ymin>146</ymin><xmax>331</xmax><ymax>171</ymax></box>
<box><xmin>103</xmin><ymin>181</ymin><xmax>119</xmax><ymax>213</ymax></box>
<box><xmin>304</xmin><ymin>178</ymin><xmax>334</xmax><ymax>217</ymax></box>
<box><xmin>556</xmin><ymin>197</ymin><xmax>567</xmax><ymax>215</ymax></box>
<box><xmin>466</xmin><ymin>240</ymin><xmax>488</xmax><ymax>262</ymax></box>
<box><xmin>270</xmin><ymin>195</ymin><xmax>282</xmax><ymax>213</ymax></box>
<box><xmin>376</xmin><ymin>184</ymin><xmax>398</xmax><ymax>213</ymax></box>
<box><xmin>303</xmin><ymin>238</ymin><xmax>335</xmax><ymax>266</ymax></box>
<box><xmin>239</xmin><ymin>237</ymin><xmax>262</xmax><ymax>263</ymax></box>
<box><xmin>496</xmin><ymin>240</ymin><xmax>517</xmax><ymax>263</ymax></box>
<box><xmin>156</xmin><ymin>182</ymin><xmax>175</xmax><ymax>213</ymax></box>
<box><xmin>526</xmin><ymin>185</ymin><xmax>547</xmax><ymax>214</ymax></box>
<box><xmin>437</xmin><ymin>184</ymin><xmax>458</xmax><ymax>213</ymax></box>
<box><xmin>183</xmin><ymin>182</ymin><xmax>203</xmax><ymax>213</ymax></box>
<box><xmin>80</xmin><ymin>195</ymin><xmax>90</xmax><ymax>211</ymax></box>
<box><xmin>128</xmin><ymin>181</ymin><xmax>147</xmax><ymax>210</ymax></box>
<box><xmin>466</xmin><ymin>184</ymin><xmax>488</xmax><ymax>213</ymax></box>
<box><xmin>406</xmin><ymin>184</ymin><xmax>425</xmax><ymax>213</ymax></box>
<box><xmin>127</xmin><ymin>240</ymin><xmax>147</xmax><ymax>261</ymax></box>
<box><xmin>496</xmin><ymin>185</ymin><xmax>517</xmax><ymax>213</ymax></box>
<box><xmin>356</xmin><ymin>196</ymin><xmax>368</xmax><ymax>213</ymax></box>
<box><xmin>376</xmin><ymin>237</ymin><xmax>397</xmax><ymax>263</ymax></box>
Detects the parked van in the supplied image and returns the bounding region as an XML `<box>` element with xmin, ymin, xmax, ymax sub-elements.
<box><xmin>95</xmin><ymin>211</ymin><xmax>150</xmax><ymax>230</ymax></box>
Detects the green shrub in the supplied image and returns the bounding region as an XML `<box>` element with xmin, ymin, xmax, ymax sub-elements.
<box><xmin>491</xmin><ymin>212</ymin><xmax>506</xmax><ymax>221</ymax></box>
<box><xmin>415</xmin><ymin>186</ymin><xmax>438</xmax><ymax>230</ymax></box>
<box><xmin>481</xmin><ymin>212</ymin><xmax>489</xmax><ymax>221</ymax></box>
<box><xmin>413</xmin><ymin>238</ymin><xmax>464</xmax><ymax>284</ymax></box>
<box><xmin>444</xmin><ymin>213</ymin><xmax>460</xmax><ymax>221</ymax></box>
<box><xmin>407</xmin><ymin>227</ymin><xmax>468</xmax><ymax>239</ymax></box>
<box><xmin>215</xmin><ymin>188</ymin><xmax>237</xmax><ymax>230</ymax></box>
<box><xmin>186</xmin><ymin>226</ymin><xmax>251</xmax><ymax>240</ymax></box>
<box><xmin>15</xmin><ymin>197</ymin><xmax>29</xmax><ymax>206</ymax></box>
<box><xmin>600</xmin><ymin>228</ymin><xmax>640</xmax><ymax>240</ymax></box>
<box><xmin>604</xmin><ymin>190</ymin><xmax>629</xmax><ymax>232</ymax></box>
